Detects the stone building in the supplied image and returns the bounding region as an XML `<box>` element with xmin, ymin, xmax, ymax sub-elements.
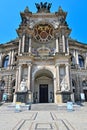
<box><xmin>0</xmin><ymin>3</ymin><xmax>87</xmax><ymax>103</ymax></box>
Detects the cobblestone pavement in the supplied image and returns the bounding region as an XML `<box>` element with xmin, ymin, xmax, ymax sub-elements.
<box><xmin>0</xmin><ymin>102</ymin><xmax>87</xmax><ymax>130</ymax></box>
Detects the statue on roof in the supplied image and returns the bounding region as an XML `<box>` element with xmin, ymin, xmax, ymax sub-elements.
<box><xmin>35</xmin><ymin>2</ymin><xmax>52</xmax><ymax>13</ymax></box>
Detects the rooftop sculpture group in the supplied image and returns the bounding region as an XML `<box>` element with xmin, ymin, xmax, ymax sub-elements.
<box><xmin>35</xmin><ymin>2</ymin><xmax>52</xmax><ymax>13</ymax></box>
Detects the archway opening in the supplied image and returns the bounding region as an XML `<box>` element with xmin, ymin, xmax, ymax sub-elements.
<box><xmin>33</xmin><ymin>69</ymin><xmax>54</xmax><ymax>103</ymax></box>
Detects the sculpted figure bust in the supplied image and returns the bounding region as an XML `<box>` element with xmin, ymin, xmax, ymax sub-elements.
<box><xmin>20</xmin><ymin>79</ymin><xmax>27</xmax><ymax>92</ymax></box>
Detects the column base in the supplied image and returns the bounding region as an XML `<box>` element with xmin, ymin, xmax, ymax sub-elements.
<box><xmin>16</xmin><ymin>91</ymin><xmax>27</xmax><ymax>103</ymax></box>
<box><xmin>56</xmin><ymin>93</ymin><xmax>62</xmax><ymax>103</ymax></box>
<box><xmin>13</xmin><ymin>93</ymin><xmax>17</xmax><ymax>104</ymax></box>
<box><xmin>27</xmin><ymin>90</ymin><xmax>33</xmax><ymax>104</ymax></box>
<box><xmin>56</xmin><ymin>91</ymin><xmax>71</xmax><ymax>103</ymax></box>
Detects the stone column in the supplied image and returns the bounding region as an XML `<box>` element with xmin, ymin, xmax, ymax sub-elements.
<box><xmin>13</xmin><ymin>94</ymin><xmax>17</xmax><ymax>104</ymax></box>
<box><xmin>66</xmin><ymin>64</ymin><xmax>70</xmax><ymax>90</ymax></box>
<box><xmin>11</xmin><ymin>50</ymin><xmax>14</xmax><ymax>67</ymax></box>
<box><xmin>54</xmin><ymin>76</ymin><xmax>57</xmax><ymax>103</ymax></box>
<box><xmin>28</xmin><ymin>36</ymin><xmax>31</xmax><ymax>53</ymax></box>
<box><xmin>27</xmin><ymin>63</ymin><xmax>32</xmax><ymax>103</ymax></box>
<box><xmin>56</xmin><ymin>64</ymin><xmax>60</xmax><ymax>90</ymax></box>
<box><xmin>73</xmin><ymin>49</ymin><xmax>76</xmax><ymax>64</ymax></box>
<box><xmin>18</xmin><ymin>38</ymin><xmax>22</xmax><ymax>54</ymax></box>
<box><xmin>22</xmin><ymin>34</ymin><xmax>25</xmax><ymax>53</ymax></box>
<box><xmin>62</xmin><ymin>35</ymin><xmax>65</xmax><ymax>53</ymax></box>
<box><xmin>66</xmin><ymin>37</ymin><xmax>69</xmax><ymax>54</ymax></box>
<box><xmin>15</xmin><ymin>68</ymin><xmax>19</xmax><ymax>92</ymax></box>
<box><xmin>18</xmin><ymin>65</ymin><xmax>22</xmax><ymax>90</ymax></box>
<box><xmin>76</xmin><ymin>50</ymin><xmax>79</xmax><ymax>65</ymax></box>
<box><xmin>56</xmin><ymin>37</ymin><xmax>59</xmax><ymax>53</ymax></box>
<box><xmin>27</xmin><ymin>64</ymin><xmax>31</xmax><ymax>90</ymax></box>
<box><xmin>8</xmin><ymin>51</ymin><xmax>11</xmax><ymax>69</ymax></box>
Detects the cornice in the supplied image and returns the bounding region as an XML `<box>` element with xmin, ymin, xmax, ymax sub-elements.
<box><xmin>69</xmin><ymin>38</ymin><xmax>87</xmax><ymax>49</ymax></box>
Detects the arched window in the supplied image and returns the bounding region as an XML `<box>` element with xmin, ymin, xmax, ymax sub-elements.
<box><xmin>3</xmin><ymin>55</ymin><xmax>9</xmax><ymax>68</ymax></box>
<box><xmin>78</xmin><ymin>55</ymin><xmax>84</xmax><ymax>67</ymax></box>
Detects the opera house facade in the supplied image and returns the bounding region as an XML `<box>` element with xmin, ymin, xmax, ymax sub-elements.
<box><xmin>0</xmin><ymin>3</ymin><xmax>87</xmax><ymax>103</ymax></box>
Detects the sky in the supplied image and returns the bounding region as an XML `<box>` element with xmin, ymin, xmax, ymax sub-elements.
<box><xmin>0</xmin><ymin>0</ymin><xmax>87</xmax><ymax>44</ymax></box>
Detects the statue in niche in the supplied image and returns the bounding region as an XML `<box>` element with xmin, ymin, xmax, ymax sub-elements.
<box><xmin>60</xmin><ymin>77</ymin><xmax>68</xmax><ymax>91</ymax></box>
<box><xmin>20</xmin><ymin>79</ymin><xmax>27</xmax><ymax>92</ymax></box>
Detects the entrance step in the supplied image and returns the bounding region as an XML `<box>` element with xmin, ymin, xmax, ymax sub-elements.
<box><xmin>31</xmin><ymin>103</ymin><xmax>58</xmax><ymax>111</ymax></box>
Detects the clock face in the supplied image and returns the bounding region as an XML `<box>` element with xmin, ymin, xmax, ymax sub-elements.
<box><xmin>34</xmin><ymin>23</ymin><xmax>54</xmax><ymax>43</ymax></box>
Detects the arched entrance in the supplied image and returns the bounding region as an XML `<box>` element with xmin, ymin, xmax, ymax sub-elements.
<box><xmin>33</xmin><ymin>69</ymin><xmax>54</xmax><ymax>103</ymax></box>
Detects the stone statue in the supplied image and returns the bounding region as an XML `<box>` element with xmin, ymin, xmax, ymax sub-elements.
<box><xmin>40</xmin><ymin>2</ymin><xmax>44</xmax><ymax>8</ymax></box>
<box><xmin>35</xmin><ymin>2</ymin><xmax>52</xmax><ymax>13</ymax></box>
<box><xmin>20</xmin><ymin>79</ymin><xmax>27</xmax><ymax>92</ymax></box>
<box><xmin>35</xmin><ymin>3</ymin><xmax>40</xmax><ymax>11</ymax></box>
<box><xmin>47</xmin><ymin>3</ymin><xmax>52</xmax><ymax>11</ymax></box>
<box><xmin>43</xmin><ymin>2</ymin><xmax>47</xmax><ymax>8</ymax></box>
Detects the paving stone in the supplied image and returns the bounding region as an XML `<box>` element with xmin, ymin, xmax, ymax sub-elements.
<box><xmin>0</xmin><ymin>103</ymin><xmax>87</xmax><ymax>130</ymax></box>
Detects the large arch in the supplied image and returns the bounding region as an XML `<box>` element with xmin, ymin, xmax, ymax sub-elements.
<box><xmin>32</xmin><ymin>68</ymin><xmax>54</xmax><ymax>103</ymax></box>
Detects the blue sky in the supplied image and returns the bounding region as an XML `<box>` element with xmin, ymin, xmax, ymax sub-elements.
<box><xmin>0</xmin><ymin>0</ymin><xmax>87</xmax><ymax>44</ymax></box>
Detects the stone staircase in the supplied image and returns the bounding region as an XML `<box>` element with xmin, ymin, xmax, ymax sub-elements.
<box><xmin>31</xmin><ymin>103</ymin><xmax>59</xmax><ymax>111</ymax></box>
<box><xmin>4</xmin><ymin>102</ymin><xmax>81</xmax><ymax>111</ymax></box>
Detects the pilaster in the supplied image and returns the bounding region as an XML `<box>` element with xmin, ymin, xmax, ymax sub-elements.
<box><xmin>66</xmin><ymin>37</ymin><xmax>69</xmax><ymax>54</ymax></box>
<box><xmin>15</xmin><ymin>68</ymin><xmax>19</xmax><ymax>92</ymax></box>
<box><xmin>76</xmin><ymin>50</ymin><xmax>79</xmax><ymax>65</ymax></box>
<box><xmin>56</xmin><ymin>36</ymin><xmax>59</xmax><ymax>53</ymax></box>
<box><xmin>22</xmin><ymin>34</ymin><xmax>25</xmax><ymax>53</ymax></box>
<box><xmin>11</xmin><ymin>50</ymin><xmax>14</xmax><ymax>67</ymax></box>
<box><xmin>62</xmin><ymin>34</ymin><xmax>65</xmax><ymax>53</ymax></box>
<box><xmin>27</xmin><ymin>63</ymin><xmax>32</xmax><ymax>90</ymax></box>
<box><xmin>66</xmin><ymin>64</ymin><xmax>70</xmax><ymax>90</ymax></box>
<box><xmin>28</xmin><ymin>36</ymin><xmax>31</xmax><ymax>53</ymax></box>
<box><xmin>8</xmin><ymin>51</ymin><xmax>11</xmax><ymax>69</ymax></box>
<box><xmin>56</xmin><ymin>64</ymin><xmax>60</xmax><ymax>90</ymax></box>
<box><xmin>18</xmin><ymin>65</ymin><xmax>22</xmax><ymax>90</ymax></box>
<box><xmin>18</xmin><ymin>38</ymin><xmax>22</xmax><ymax>54</ymax></box>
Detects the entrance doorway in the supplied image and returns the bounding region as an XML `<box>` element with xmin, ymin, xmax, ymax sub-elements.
<box><xmin>39</xmin><ymin>84</ymin><xmax>48</xmax><ymax>103</ymax></box>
